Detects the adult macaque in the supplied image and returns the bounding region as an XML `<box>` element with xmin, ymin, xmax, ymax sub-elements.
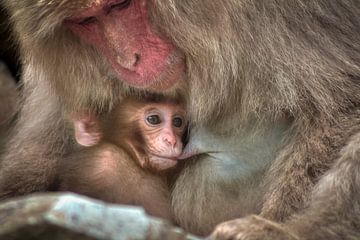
<box><xmin>0</xmin><ymin>0</ymin><xmax>360</xmax><ymax>239</ymax></box>
<box><xmin>59</xmin><ymin>97</ymin><xmax>187</xmax><ymax>220</ymax></box>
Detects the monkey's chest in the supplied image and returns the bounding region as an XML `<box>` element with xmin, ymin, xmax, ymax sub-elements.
<box><xmin>188</xmin><ymin>122</ymin><xmax>289</xmax><ymax>180</ymax></box>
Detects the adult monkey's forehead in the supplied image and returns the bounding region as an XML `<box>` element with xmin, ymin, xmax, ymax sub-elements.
<box><xmin>36</xmin><ymin>0</ymin><xmax>95</xmax><ymax>10</ymax></box>
<box><xmin>4</xmin><ymin>0</ymin><xmax>103</xmax><ymax>39</ymax></box>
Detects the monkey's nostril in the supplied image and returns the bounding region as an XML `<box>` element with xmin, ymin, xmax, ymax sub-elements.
<box><xmin>164</xmin><ymin>137</ymin><xmax>176</xmax><ymax>147</ymax></box>
<box><xmin>134</xmin><ymin>53</ymin><xmax>140</xmax><ymax>67</ymax></box>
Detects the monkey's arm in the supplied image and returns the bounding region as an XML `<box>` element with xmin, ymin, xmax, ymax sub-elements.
<box><xmin>285</xmin><ymin>130</ymin><xmax>360</xmax><ymax>240</ymax></box>
<box><xmin>58</xmin><ymin>143</ymin><xmax>126</xmax><ymax>201</ymax></box>
<box><xmin>59</xmin><ymin>143</ymin><xmax>173</xmax><ymax>220</ymax></box>
<box><xmin>59</xmin><ymin>143</ymin><xmax>148</xmax><ymax>202</ymax></box>
<box><xmin>261</xmin><ymin>112</ymin><xmax>360</xmax><ymax>221</ymax></box>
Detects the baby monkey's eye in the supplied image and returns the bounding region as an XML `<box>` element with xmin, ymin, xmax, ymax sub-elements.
<box><xmin>146</xmin><ymin>115</ymin><xmax>161</xmax><ymax>125</ymax></box>
<box><xmin>172</xmin><ymin>117</ymin><xmax>183</xmax><ymax>128</ymax></box>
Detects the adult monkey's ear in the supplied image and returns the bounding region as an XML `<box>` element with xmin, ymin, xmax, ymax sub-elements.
<box><xmin>71</xmin><ymin>111</ymin><xmax>103</xmax><ymax>147</ymax></box>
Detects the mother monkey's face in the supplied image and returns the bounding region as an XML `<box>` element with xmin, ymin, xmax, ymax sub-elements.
<box><xmin>65</xmin><ymin>0</ymin><xmax>185</xmax><ymax>91</ymax></box>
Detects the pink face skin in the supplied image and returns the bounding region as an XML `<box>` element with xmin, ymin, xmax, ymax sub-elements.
<box><xmin>65</xmin><ymin>0</ymin><xmax>184</xmax><ymax>90</ymax></box>
<box><xmin>140</xmin><ymin>103</ymin><xmax>187</xmax><ymax>170</ymax></box>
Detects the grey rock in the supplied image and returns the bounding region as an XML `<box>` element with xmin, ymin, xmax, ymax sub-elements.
<box><xmin>0</xmin><ymin>193</ymin><xmax>202</xmax><ymax>240</ymax></box>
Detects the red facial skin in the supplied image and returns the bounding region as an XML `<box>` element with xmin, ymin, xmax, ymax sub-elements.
<box><xmin>66</xmin><ymin>0</ymin><xmax>183</xmax><ymax>90</ymax></box>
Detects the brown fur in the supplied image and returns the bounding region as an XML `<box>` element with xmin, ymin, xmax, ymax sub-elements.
<box><xmin>59</xmin><ymin>143</ymin><xmax>172</xmax><ymax>220</ymax></box>
<box><xmin>0</xmin><ymin>0</ymin><xmax>360</xmax><ymax>239</ymax></box>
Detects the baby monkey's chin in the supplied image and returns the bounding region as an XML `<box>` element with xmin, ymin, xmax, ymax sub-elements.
<box><xmin>148</xmin><ymin>155</ymin><xmax>179</xmax><ymax>171</ymax></box>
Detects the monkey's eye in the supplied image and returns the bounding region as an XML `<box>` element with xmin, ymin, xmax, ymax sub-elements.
<box><xmin>110</xmin><ymin>0</ymin><xmax>132</xmax><ymax>11</ymax></box>
<box><xmin>78</xmin><ymin>16</ymin><xmax>97</xmax><ymax>26</ymax></box>
<box><xmin>146</xmin><ymin>115</ymin><xmax>161</xmax><ymax>125</ymax></box>
<box><xmin>172</xmin><ymin>117</ymin><xmax>183</xmax><ymax>128</ymax></box>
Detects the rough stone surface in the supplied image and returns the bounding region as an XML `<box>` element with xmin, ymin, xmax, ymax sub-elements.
<box><xmin>0</xmin><ymin>193</ymin><xmax>202</xmax><ymax>240</ymax></box>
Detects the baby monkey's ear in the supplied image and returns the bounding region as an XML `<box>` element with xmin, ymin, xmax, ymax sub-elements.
<box><xmin>71</xmin><ymin>111</ymin><xmax>103</xmax><ymax>147</ymax></box>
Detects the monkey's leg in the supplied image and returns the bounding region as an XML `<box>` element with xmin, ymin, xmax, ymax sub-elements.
<box><xmin>285</xmin><ymin>131</ymin><xmax>360</xmax><ymax>240</ymax></box>
<box><xmin>0</xmin><ymin>83</ymin><xmax>71</xmax><ymax>200</ymax></box>
<box><xmin>260</xmin><ymin>112</ymin><xmax>360</xmax><ymax>221</ymax></box>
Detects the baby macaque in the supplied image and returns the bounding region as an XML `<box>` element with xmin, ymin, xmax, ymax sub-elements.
<box><xmin>58</xmin><ymin>97</ymin><xmax>187</xmax><ymax>220</ymax></box>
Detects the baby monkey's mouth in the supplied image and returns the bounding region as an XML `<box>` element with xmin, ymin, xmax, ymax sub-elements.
<box><xmin>148</xmin><ymin>154</ymin><xmax>179</xmax><ymax>171</ymax></box>
<box><xmin>150</xmin><ymin>154</ymin><xmax>179</xmax><ymax>161</ymax></box>
<box><xmin>178</xmin><ymin>147</ymin><xmax>217</xmax><ymax>160</ymax></box>
<box><xmin>177</xmin><ymin>144</ymin><xmax>200</xmax><ymax>160</ymax></box>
